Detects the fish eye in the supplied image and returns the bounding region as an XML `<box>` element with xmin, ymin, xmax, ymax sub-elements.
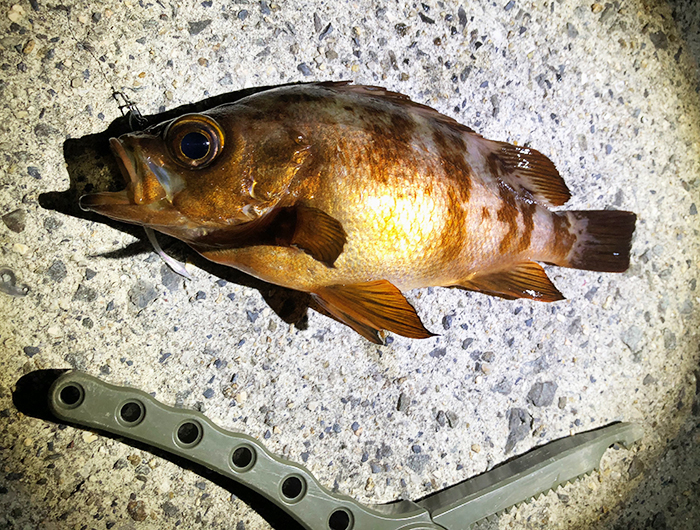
<box><xmin>181</xmin><ymin>132</ymin><xmax>210</xmax><ymax>160</ymax></box>
<box><xmin>164</xmin><ymin>114</ymin><xmax>224</xmax><ymax>169</ymax></box>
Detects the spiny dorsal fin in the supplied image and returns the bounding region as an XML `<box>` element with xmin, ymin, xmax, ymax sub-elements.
<box><xmin>486</xmin><ymin>141</ymin><xmax>571</xmax><ymax>207</ymax></box>
<box><xmin>312</xmin><ymin>280</ymin><xmax>435</xmax><ymax>343</ymax></box>
<box><xmin>456</xmin><ymin>262</ymin><xmax>564</xmax><ymax>302</ymax></box>
<box><xmin>318</xmin><ymin>82</ymin><xmax>569</xmax><ymax>207</ymax></box>
<box><xmin>317</xmin><ymin>81</ymin><xmax>411</xmax><ymax>102</ymax></box>
<box><xmin>191</xmin><ymin>205</ymin><xmax>346</xmax><ymax>267</ymax></box>
<box><xmin>317</xmin><ymin>81</ymin><xmax>475</xmax><ymax>134</ymax></box>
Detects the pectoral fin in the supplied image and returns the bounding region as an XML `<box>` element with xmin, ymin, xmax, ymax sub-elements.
<box><xmin>456</xmin><ymin>262</ymin><xmax>564</xmax><ymax>302</ymax></box>
<box><xmin>290</xmin><ymin>205</ymin><xmax>347</xmax><ymax>267</ymax></box>
<box><xmin>312</xmin><ymin>280</ymin><xmax>435</xmax><ymax>343</ymax></box>
<box><xmin>193</xmin><ymin>205</ymin><xmax>347</xmax><ymax>267</ymax></box>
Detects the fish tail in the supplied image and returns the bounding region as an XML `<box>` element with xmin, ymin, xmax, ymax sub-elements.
<box><xmin>555</xmin><ymin>210</ymin><xmax>637</xmax><ymax>272</ymax></box>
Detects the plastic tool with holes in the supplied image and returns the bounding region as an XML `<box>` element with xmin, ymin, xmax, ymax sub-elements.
<box><xmin>49</xmin><ymin>371</ymin><xmax>643</xmax><ymax>530</ymax></box>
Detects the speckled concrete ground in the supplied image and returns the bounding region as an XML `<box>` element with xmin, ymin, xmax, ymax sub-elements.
<box><xmin>1</xmin><ymin>1</ymin><xmax>699</xmax><ymax>529</ymax></box>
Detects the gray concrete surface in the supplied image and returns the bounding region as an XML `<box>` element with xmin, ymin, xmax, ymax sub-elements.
<box><xmin>1</xmin><ymin>0</ymin><xmax>699</xmax><ymax>529</ymax></box>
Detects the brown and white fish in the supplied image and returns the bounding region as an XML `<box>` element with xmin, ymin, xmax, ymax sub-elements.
<box><xmin>80</xmin><ymin>82</ymin><xmax>636</xmax><ymax>343</ymax></box>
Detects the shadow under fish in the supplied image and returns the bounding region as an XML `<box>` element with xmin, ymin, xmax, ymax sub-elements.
<box><xmin>78</xmin><ymin>81</ymin><xmax>637</xmax><ymax>343</ymax></box>
<box><xmin>40</xmin><ymin>84</ymin><xmax>313</xmax><ymax>330</ymax></box>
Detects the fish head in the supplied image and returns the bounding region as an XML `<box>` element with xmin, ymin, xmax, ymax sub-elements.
<box><xmin>80</xmin><ymin>107</ymin><xmax>311</xmax><ymax>243</ymax></box>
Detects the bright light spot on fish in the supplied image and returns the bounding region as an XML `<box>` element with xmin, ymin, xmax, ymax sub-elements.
<box><xmin>366</xmin><ymin>192</ymin><xmax>437</xmax><ymax>250</ymax></box>
<box><xmin>513</xmin><ymin>148</ymin><xmax>532</xmax><ymax>169</ymax></box>
<box><xmin>366</xmin><ymin>195</ymin><xmax>393</xmax><ymax>215</ymax></box>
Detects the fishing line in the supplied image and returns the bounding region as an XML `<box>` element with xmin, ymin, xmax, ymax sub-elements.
<box><xmin>67</xmin><ymin>11</ymin><xmax>192</xmax><ymax>279</ymax></box>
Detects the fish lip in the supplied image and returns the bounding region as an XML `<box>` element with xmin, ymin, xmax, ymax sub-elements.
<box><xmin>109</xmin><ymin>137</ymin><xmax>139</xmax><ymax>188</ymax></box>
<box><xmin>78</xmin><ymin>189</ymin><xmax>131</xmax><ymax>212</ymax></box>
<box><xmin>79</xmin><ymin>137</ymin><xmax>139</xmax><ymax>213</ymax></box>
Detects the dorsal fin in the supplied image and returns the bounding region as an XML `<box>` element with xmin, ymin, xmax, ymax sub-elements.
<box><xmin>316</xmin><ymin>81</ymin><xmax>475</xmax><ymax>134</ymax></box>
<box><xmin>312</xmin><ymin>280</ymin><xmax>435</xmax><ymax>343</ymax></box>
<box><xmin>318</xmin><ymin>82</ymin><xmax>569</xmax><ymax>207</ymax></box>
<box><xmin>485</xmin><ymin>141</ymin><xmax>571</xmax><ymax>207</ymax></box>
<box><xmin>456</xmin><ymin>262</ymin><xmax>564</xmax><ymax>302</ymax></box>
<box><xmin>317</xmin><ymin>81</ymin><xmax>413</xmax><ymax>103</ymax></box>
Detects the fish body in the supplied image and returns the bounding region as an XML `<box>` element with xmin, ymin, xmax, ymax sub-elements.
<box><xmin>81</xmin><ymin>82</ymin><xmax>636</xmax><ymax>342</ymax></box>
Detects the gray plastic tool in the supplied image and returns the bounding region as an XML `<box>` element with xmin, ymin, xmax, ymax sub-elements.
<box><xmin>48</xmin><ymin>371</ymin><xmax>643</xmax><ymax>530</ymax></box>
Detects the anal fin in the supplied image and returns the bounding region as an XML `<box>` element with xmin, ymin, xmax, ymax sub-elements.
<box><xmin>312</xmin><ymin>280</ymin><xmax>435</xmax><ymax>343</ymax></box>
<box><xmin>456</xmin><ymin>262</ymin><xmax>564</xmax><ymax>302</ymax></box>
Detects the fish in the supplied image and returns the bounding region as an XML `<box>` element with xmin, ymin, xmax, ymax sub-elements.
<box><xmin>80</xmin><ymin>82</ymin><xmax>637</xmax><ymax>343</ymax></box>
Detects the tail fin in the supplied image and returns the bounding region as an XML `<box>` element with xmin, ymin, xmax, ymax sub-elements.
<box><xmin>561</xmin><ymin>210</ymin><xmax>637</xmax><ymax>272</ymax></box>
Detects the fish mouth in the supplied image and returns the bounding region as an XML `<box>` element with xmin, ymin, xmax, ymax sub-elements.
<box><xmin>79</xmin><ymin>138</ymin><xmax>138</xmax><ymax>214</ymax></box>
<box><xmin>109</xmin><ymin>137</ymin><xmax>139</xmax><ymax>188</ymax></box>
<box><xmin>79</xmin><ymin>136</ymin><xmax>189</xmax><ymax>231</ymax></box>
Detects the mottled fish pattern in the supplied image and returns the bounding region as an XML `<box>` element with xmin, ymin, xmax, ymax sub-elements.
<box><xmin>81</xmin><ymin>82</ymin><xmax>636</xmax><ymax>342</ymax></box>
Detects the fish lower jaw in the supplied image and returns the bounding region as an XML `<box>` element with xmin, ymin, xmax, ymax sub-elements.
<box><xmin>79</xmin><ymin>190</ymin><xmax>131</xmax><ymax>212</ymax></box>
